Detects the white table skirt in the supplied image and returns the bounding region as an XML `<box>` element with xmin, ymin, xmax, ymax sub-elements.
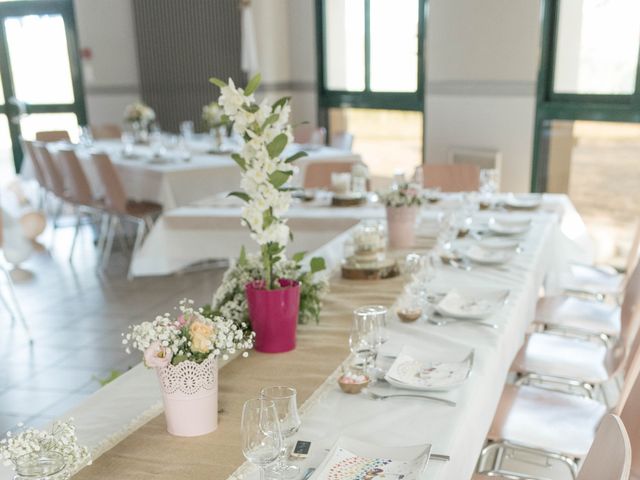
<box><xmin>131</xmin><ymin>193</ymin><xmax>593</xmax><ymax>278</ymax></box>
<box><xmin>20</xmin><ymin>140</ymin><xmax>361</xmax><ymax>209</ymax></box>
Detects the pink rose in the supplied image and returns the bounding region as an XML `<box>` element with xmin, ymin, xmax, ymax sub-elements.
<box><xmin>144</xmin><ymin>341</ymin><xmax>173</xmax><ymax>368</ymax></box>
<box><xmin>176</xmin><ymin>314</ymin><xmax>187</xmax><ymax>327</ymax></box>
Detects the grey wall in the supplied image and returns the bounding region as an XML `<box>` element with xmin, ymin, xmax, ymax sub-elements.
<box><xmin>132</xmin><ymin>0</ymin><xmax>246</xmax><ymax>132</ymax></box>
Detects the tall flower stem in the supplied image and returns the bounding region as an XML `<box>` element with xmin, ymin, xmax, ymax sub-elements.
<box><xmin>262</xmin><ymin>244</ymin><xmax>273</xmax><ymax>290</ymax></box>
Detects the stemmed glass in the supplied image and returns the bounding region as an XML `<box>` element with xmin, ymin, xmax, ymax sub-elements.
<box><xmin>260</xmin><ymin>386</ymin><xmax>301</xmax><ymax>479</ymax></box>
<box><xmin>350</xmin><ymin>306</ymin><xmax>386</xmax><ymax>375</ymax></box>
<box><xmin>241</xmin><ymin>398</ymin><xmax>283</xmax><ymax>480</ymax></box>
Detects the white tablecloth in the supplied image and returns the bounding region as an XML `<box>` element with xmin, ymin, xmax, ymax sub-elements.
<box><xmin>131</xmin><ymin>193</ymin><xmax>593</xmax><ymax>278</ymax></box>
<box><xmin>21</xmin><ymin>140</ymin><xmax>361</xmax><ymax>209</ymax></box>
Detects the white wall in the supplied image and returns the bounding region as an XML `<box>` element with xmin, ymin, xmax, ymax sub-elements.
<box><xmin>425</xmin><ymin>0</ymin><xmax>542</xmax><ymax>192</ymax></box>
<box><xmin>73</xmin><ymin>0</ymin><xmax>140</xmax><ymax>126</ymax></box>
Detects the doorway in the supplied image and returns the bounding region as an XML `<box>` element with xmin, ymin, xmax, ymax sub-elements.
<box><xmin>0</xmin><ymin>0</ymin><xmax>86</xmax><ymax>184</ymax></box>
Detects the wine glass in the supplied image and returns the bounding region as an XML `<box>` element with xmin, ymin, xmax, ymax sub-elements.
<box><xmin>260</xmin><ymin>386</ymin><xmax>301</xmax><ymax>479</ymax></box>
<box><xmin>241</xmin><ymin>398</ymin><xmax>283</xmax><ymax>480</ymax></box>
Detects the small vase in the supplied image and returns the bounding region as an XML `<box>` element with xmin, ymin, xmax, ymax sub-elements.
<box><xmin>245</xmin><ymin>279</ymin><xmax>300</xmax><ymax>353</ymax></box>
<box><xmin>386</xmin><ymin>206</ymin><xmax>419</xmax><ymax>249</ymax></box>
<box><xmin>132</xmin><ymin>121</ymin><xmax>149</xmax><ymax>144</ymax></box>
<box><xmin>156</xmin><ymin>355</ymin><xmax>218</xmax><ymax>437</ymax></box>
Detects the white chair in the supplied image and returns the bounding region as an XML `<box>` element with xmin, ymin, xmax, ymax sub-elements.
<box><xmin>0</xmin><ymin>197</ymin><xmax>32</xmax><ymax>343</ymax></box>
<box><xmin>474</xmin><ymin>414</ymin><xmax>631</xmax><ymax>480</ymax></box>
<box><xmin>330</xmin><ymin>132</ymin><xmax>354</xmax><ymax>151</ymax></box>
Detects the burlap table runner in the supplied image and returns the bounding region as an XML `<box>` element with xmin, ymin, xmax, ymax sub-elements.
<box><xmin>74</xmin><ymin>271</ymin><xmax>407</xmax><ymax>479</ymax></box>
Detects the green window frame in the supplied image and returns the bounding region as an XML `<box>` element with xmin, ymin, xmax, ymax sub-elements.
<box><xmin>532</xmin><ymin>0</ymin><xmax>640</xmax><ymax>192</ymax></box>
<box><xmin>315</xmin><ymin>0</ymin><xmax>426</xmax><ymax>112</ymax></box>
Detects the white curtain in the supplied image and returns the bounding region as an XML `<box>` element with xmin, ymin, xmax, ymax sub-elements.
<box><xmin>241</xmin><ymin>2</ymin><xmax>259</xmax><ymax>75</ymax></box>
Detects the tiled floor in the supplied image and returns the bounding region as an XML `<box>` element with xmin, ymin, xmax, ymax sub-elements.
<box><xmin>0</xmin><ymin>220</ymin><xmax>224</xmax><ymax>435</ymax></box>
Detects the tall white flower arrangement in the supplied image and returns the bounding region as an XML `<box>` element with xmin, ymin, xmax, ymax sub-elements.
<box><xmin>210</xmin><ymin>74</ymin><xmax>307</xmax><ymax>289</ymax></box>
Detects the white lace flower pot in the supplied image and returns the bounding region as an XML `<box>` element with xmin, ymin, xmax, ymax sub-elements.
<box><xmin>156</xmin><ymin>355</ymin><xmax>218</xmax><ymax>437</ymax></box>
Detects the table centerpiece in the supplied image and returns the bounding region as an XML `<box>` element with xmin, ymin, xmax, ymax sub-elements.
<box><xmin>202</xmin><ymin>101</ymin><xmax>230</xmax><ymax>150</ymax></box>
<box><xmin>380</xmin><ymin>183</ymin><xmax>425</xmax><ymax>249</ymax></box>
<box><xmin>209</xmin><ymin>73</ymin><xmax>325</xmax><ymax>353</ymax></box>
<box><xmin>123</xmin><ymin>299</ymin><xmax>254</xmax><ymax>437</ymax></box>
<box><xmin>123</xmin><ymin>101</ymin><xmax>155</xmax><ymax>144</ymax></box>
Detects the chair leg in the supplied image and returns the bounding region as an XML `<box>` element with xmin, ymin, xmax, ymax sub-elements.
<box><xmin>101</xmin><ymin>216</ymin><xmax>119</xmax><ymax>272</ymax></box>
<box><xmin>1</xmin><ymin>266</ymin><xmax>33</xmax><ymax>344</ymax></box>
<box><xmin>69</xmin><ymin>207</ymin><xmax>82</xmax><ymax>263</ymax></box>
<box><xmin>52</xmin><ymin>198</ymin><xmax>64</xmax><ymax>228</ymax></box>
<box><xmin>127</xmin><ymin>219</ymin><xmax>146</xmax><ymax>281</ymax></box>
<box><xmin>96</xmin><ymin>213</ymin><xmax>110</xmax><ymax>265</ymax></box>
<box><xmin>0</xmin><ymin>287</ymin><xmax>15</xmax><ymax>323</ymax></box>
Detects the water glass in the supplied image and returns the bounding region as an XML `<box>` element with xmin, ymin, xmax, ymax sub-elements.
<box><xmin>241</xmin><ymin>398</ymin><xmax>283</xmax><ymax>480</ymax></box>
<box><xmin>260</xmin><ymin>386</ymin><xmax>301</xmax><ymax>479</ymax></box>
<box><xmin>179</xmin><ymin>120</ymin><xmax>194</xmax><ymax>141</ymax></box>
<box><xmin>121</xmin><ymin>132</ymin><xmax>135</xmax><ymax>157</ymax></box>
<box><xmin>351</xmin><ymin>305</ymin><xmax>387</xmax><ymax>370</ymax></box>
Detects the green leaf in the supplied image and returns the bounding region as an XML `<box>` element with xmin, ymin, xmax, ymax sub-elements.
<box><xmin>209</xmin><ymin>77</ymin><xmax>227</xmax><ymax>88</ymax></box>
<box><xmin>262</xmin><ymin>210</ymin><xmax>274</xmax><ymax>230</ymax></box>
<box><xmin>262</xmin><ymin>113</ymin><xmax>280</xmax><ymax>129</ymax></box>
<box><xmin>242</xmin><ymin>104</ymin><xmax>260</xmax><ymax>113</ymax></box>
<box><xmin>269</xmin><ymin>170</ymin><xmax>292</xmax><ymax>189</ymax></box>
<box><xmin>292</xmin><ymin>251</ymin><xmax>306</xmax><ymax>263</ymax></box>
<box><xmin>238</xmin><ymin>246</ymin><xmax>248</xmax><ymax>267</ymax></box>
<box><xmin>272</xmin><ymin>96</ymin><xmax>291</xmax><ymax>110</ymax></box>
<box><xmin>231</xmin><ymin>153</ymin><xmax>246</xmax><ymax>171</ymax></box>
<box><xmin>244</xmin><ymin>73</ymin><xmax>262</xmax><ymax>95</ymax></box>
<box><xmin>228</xmin><ymin>191</ymin><xmax>250</xmax><ymax>203</ymax></box>
<box><xmin>267</xmin><ymin>133</ymin><xmax>289</xmax><ymax>158</ymax></box>
<box><xmin>310</xmin><ymin>256</ymin><xmax>326</xmax><ymax>274</ymax></box>
<box><xmin>285</xmin><ymin>151</ymin><xmax>308</xmax><ymax>164</ymax></box>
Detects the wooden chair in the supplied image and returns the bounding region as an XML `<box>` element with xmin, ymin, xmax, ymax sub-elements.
<box><xmin>303</xmin><ymin>161</ymin><xmax>354</xmax><ymax>190</ymax></box>
<box><xmin>294</xmin><ymin>125</ymin><xmax>327</xmax><ymax>146</ymax></box>
<box><xmin>90</xmin><ymin>153</ymin><xmax>162</xmax><ymax>279</ymax></box>
<box><xmin>35</xmin><ymin>130</ymin><xmax>70</xmax><ymax>143</ymax></box>
<box><xmin>90</xmin><ymin>124</ymin><xmax>122</xmax><ymax>140</ymax></box>
<box><xmin>31</xmin><ymin>142</ymin><xmax>69</xmax><ymax>227</ymax></box>
<box><xmin>423</xmin><ymin>164</ymin><xmax>480</xmax><ymax>192</ymax></box>
<box><xmin>57</xmin><ymin>149</ymin><xmax>105</xmax><ymax>262</ymax></box>
<box><xmin>20</xmin><ymin>139</ymin><xmax>48</xmax><ymax>208</ymax></box>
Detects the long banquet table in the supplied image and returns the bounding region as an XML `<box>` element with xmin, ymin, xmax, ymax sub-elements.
<box><xmin>21</xmin><ymin>139</ymin><xmax>361</xmax><ymax>209</ymax></box>
<box><xmin>0</xmin><ymin>196</ymin><xmax>594</xmax><ymax>480</ymax></box>
<box><xmin>131</xmin><ymin>193</ymin><xmax>593</xmax><ymax>278</ymax></box>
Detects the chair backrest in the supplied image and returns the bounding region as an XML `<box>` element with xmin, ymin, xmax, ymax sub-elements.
<box><xmin>20</xmin><ymin>138</ymin><xmax>47</xmax><ymax>189</ymax></box>
<box><xmin>56</xmin><ymin>149</ymin><xmax>94</xmax><ymax>206</ymax></box>
<box><xmin>303</xmin><ymin>161</ymin><xmax>354</xmax><ymax>189</ymax></box>
<box><xmin>423</xmin><ymin>164</ymin><xmax>481</xmax><ymax>192</ymax></box>
<box><xmin>330</xmin><ymin>132</ymin><xmax>354</xmax><ymax>151</ymax></box>
<box><xmin>90</xmin><ymin>124</ymin><xmax>122</xmax><ymax>140</ymax></box>
<box><xmin>32</xmin><ymin>142</ymin><xmax>66</xmax><ymax>198</ymax></box>
<box><xmin>626</xmin><ymin>218</ymin><xmax>640</xmax><ymax>279</ymax></box>
<box><xmin>576</xmin><ymin>414</ymin><xmax>630</xmax><ymax>480</ymax></box>
<box><xmin>294</xmin><ymin>125</ymin><xmax>327</xmax><ymax>146</ymax></box>
<box><xmin>90</xmin><ymin>153</ymin><xmax>127</xmax><ymax>213</ymax></box>
<box><xmin>619</xmin><ymin>353</ymin><xmax>640</xmax><ymax>479</ymax></box>
<box><xmin>35</xmin><ymin>130</ymin><xmax>70</xmax><ymax>143</ymax></box>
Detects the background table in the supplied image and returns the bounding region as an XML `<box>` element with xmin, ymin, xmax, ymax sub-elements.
<box><xmin>22</xmin><ymin>139</ymin><xmax>361</xmax><ymax>209</ymax></box>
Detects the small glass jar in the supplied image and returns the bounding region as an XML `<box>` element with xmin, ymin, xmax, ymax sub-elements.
<box><xmin>14</xmin><ymin>451</ymin><xmax>66</xmax><ymax>480</ymax></box>
<box><xmin>352</xmin><ymin>221</ymin><xmax>387</xmax><ymax>263</ymax></box>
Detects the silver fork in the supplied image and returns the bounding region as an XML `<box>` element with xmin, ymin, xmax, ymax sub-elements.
<box><xmin>366</xmin><ymin>390</ymin><xmax>457</xmax><ymax>407</ymax></box>
<box><xmin>428</xmin><ymin>313</ymin><xmax>498</xmax><ymax>329</ymax></box>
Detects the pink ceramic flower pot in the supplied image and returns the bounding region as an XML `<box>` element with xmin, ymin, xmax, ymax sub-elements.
<box><xmin>386</xmin><ymin>206</ymin><xmax>419</xmax><ymax>249</ymax></box>
<box><xmin>245</xmin><ymin>279</ymin><xmax>300</xmax><ymax>353</ymax></box>
<box><xmin>156</xmin><ymin>355</ymin><xmax>218</xmax><ymax>437</ymax></box>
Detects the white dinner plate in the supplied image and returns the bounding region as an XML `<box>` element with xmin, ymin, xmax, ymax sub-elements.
<box><xmin>310</xmin><ymin>436</ymin><xmax>431</xmax><ymax>480</ymax></box>
<box><xmin>488</xmin><ymin>216</ymin><xmax>531</xmax><ymax>236</ymax></box>
<box><xmin>478</xmin><ymin>237</ymin><xmax>521</xmax><ymax>250</ymax></box>
<box><xmin>505</xmin><ymin>194</ymin><xmax>542</xmax><ymax>210</ymax></box>
<box><xmin>385</xmin><ymin>346</ymin><xmax>473</xmax><ymax>391</ymax></box>
<box><xmin>464</xmin><ymin>245</ymin><xmax>514</xmax><ymax>265</ymax></box>
<box><xmin>436</xmin><ymin>287</ymin><xmax>509</xmax><ymax>320</ymax></box>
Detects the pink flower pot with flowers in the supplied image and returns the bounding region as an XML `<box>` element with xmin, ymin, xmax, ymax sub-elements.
<box><xmin>156</xmin><ymin>354</ymin><xmax>218</xmax><ymax>437</ymax></box>
<box><xmin>246</xmin><ymin>279</ymin><xmax>300</xmax><ymax>353</ymax></box>
<box><xmin>386</xmin><ymin>206</ymin><xmax>419</xmax><ymax>249</ymax></box>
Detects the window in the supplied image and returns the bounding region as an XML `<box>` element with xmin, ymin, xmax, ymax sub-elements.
<box><xmin>533</xmin><ymin>0</ymin><xmax>640</xmax><ymax>266</ymax></box>
<box><xmin>317</xmin><ymin>0</ymin><xmax>425</xmax><ymax>111</ymax></box>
